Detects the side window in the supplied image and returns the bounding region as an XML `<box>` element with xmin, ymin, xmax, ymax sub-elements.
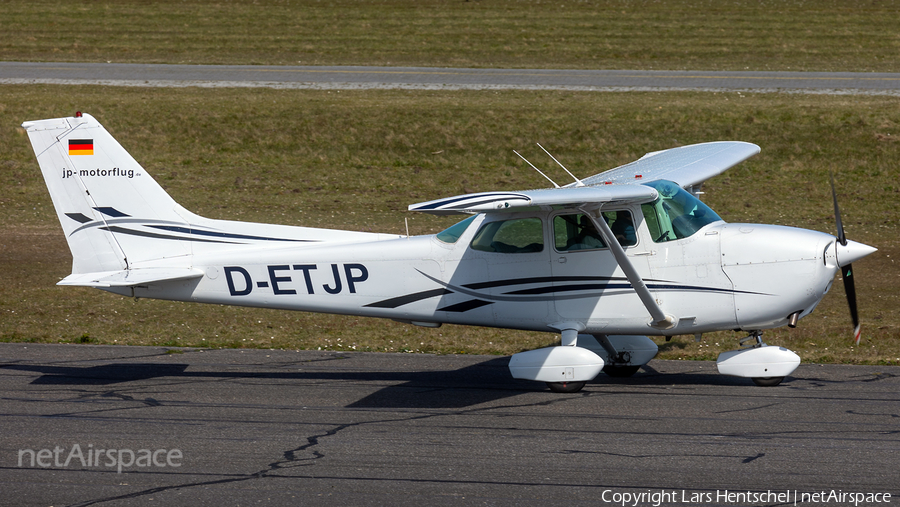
<box><xmin>641</xmin><ymin>202</ymin><xmax>665</xmax><ymax>242</ymax></box>
<box><xmin>606</xmin><ymin>210</ymin><xmax>637</xmax><ymax>247</ymax></box>
<box><xmin>554</xmin><ymin>214</ymin><xmax>606</xmax><ymax>251</ymax></box>
<box><xmin>436</xmin><ymin>215</ymin><xmax>477</xmax><ymax>244</ymax></box>
<box><xmin>553</xmin><ymin>211</ymin><xmax>636</xmax><ymax>252</ymax></box>
<box><xmin>470</xmin><ymin>217</ymin><xmax>544</xmax><ymax>253</ymax></box>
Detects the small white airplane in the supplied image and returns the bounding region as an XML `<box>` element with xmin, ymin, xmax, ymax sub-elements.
<box><xmin>23</xmin><ymin>112</ymin><xmax>876</xmax><ymax>392</ymax></box>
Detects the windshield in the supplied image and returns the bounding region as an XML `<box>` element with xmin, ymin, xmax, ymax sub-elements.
<box><xmin>641</xmin><ymin>180</ymin><xmax>722</xmax><ymax>242</ymax></box>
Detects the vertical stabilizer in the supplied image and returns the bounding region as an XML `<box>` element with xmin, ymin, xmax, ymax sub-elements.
<box><xmin>22</xmin><ymin>113</ymin><xmax>191</xmax><ymax>274</ymax></box>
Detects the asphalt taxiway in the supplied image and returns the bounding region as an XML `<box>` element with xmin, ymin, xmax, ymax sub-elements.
<box><xmin>2</xmin><ymin>61</ymin><xmax>899</xmax><ymax>95</ymax></box>
<box><xmin>1</xmin><ymin>343</ymin><xmax>898</xmax><ymax>506</ymax></box>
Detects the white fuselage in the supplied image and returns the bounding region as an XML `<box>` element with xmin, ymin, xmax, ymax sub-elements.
<box><xmin>115</xmin><ymin>207</ymin><xmax>840</xmax><ymax>337</ymax></box>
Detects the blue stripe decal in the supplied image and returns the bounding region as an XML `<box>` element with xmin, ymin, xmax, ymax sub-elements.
<box><xmin>147</xmin><ymin>225</ymin><xmax>313</xmax><ymax>243</ymax></box>
<box><xmin>364</xmin><ymin>288</ymin><xmax>453</xmax><ymax>309</ymax></box>
<box><xmin>437</xmin><ymin>299</ymin><xmax>493</xmax><ymax>312</ymax></box>
<box><xmin>93</xmin><ymin>207</ymin><xmax>130</xmax><ymax>218</ymax></box>
<box><xmin>415</xmin><ymin>192</ymin><xmax>528</xmax><ymax>210</ymax></box>
<box><xmin>100</xmin><ymin>226</ymin><xmax>238</xmax><ymax>244</ymax></box>
<box><xmin>65</xmin><ymin>212</ymin><xmax>93</xmax><ymax>224</ymax></box>
<box><xmin>415</xmin><ymin>270</ymin><xmax>770</xmax><ymax>303</ymax></box>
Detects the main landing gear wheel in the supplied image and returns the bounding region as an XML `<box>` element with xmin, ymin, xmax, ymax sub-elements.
<box><xmin>603</xmin><ymin>365</ymin><xmax>640</xmax><ymax>378</ymax></box>
<box><xmin>546</xmin><ymin>381</ymin><xmax>586</xmax><ymax>393</ymax></box>
<box><xmin>751</xmin><ymin>376</ymin><xmax>784</xmax><ymax>387</ymax></box>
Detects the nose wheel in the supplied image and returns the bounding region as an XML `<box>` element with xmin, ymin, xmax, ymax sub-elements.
<box><xmin>546</xmin><ymin>381</ymin><xmax>586</xmax><ymax>393</ymax></box>
<box><xmin>743</xmin><ymin>332</ymin><xmax>785</xmax><ymax>386</ymax></box>
<box><xmin>716</xmin><ymin>331</ymin><xmax>800</xmax><ymax>386</ymax></box>
<box><xmin>751</xmin><ymin>376</ymin><xmax>784</xmax><ymax>387</ymax></box>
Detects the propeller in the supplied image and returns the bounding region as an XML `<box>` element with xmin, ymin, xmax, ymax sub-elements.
<box><xmin>830</xmin><ymin>173</ymin><xmax>861</xmax><ymax>345</ymax></box>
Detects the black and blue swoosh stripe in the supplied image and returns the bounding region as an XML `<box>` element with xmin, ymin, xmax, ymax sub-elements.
<box><xmin>65</xmin><ymin>207</ymin><xmax>315</xmax><ymax>244</ymax></box>
<box><xmin>364</xmin><ymin>271</ymin><xmax>767</xmax><ymax>313</ymax></box>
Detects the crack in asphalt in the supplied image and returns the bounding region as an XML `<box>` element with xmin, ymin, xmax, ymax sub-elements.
<box><xmin>62</xmin><ymin>387</ymin><xmax>593</xmax><ymax>506</ymax></box>
<box><xmin>101</xmin><ymin>390</ymin><xmax>161</xmax><ymax>407</ymax></box>
<box><xmin>557</xmin><ymin>449</ymin><xmax>767</xmax><ymax>464</ymax></box>
<box><xmin>714</xmin><ymin>402</ymin><xmax>780</xmax><ymax>414</ymax></box>
<box><xmin>64</xmin><ymin>413</ymin><xmax>431</xmax><ymax>506</ymax></box>
<box><xmin>742</xmin><ymin>452</ymin><xmax>765</xmax><ymax>463</ymax></box>
<box><xmin>847</xmin><ymin>410</ymin><xmax>900</xmax><ymax>418</ymax></box>
<box><xmin>853</xmin><ymin>372</ymin><xmax>898</xmax><ymax>382</ymax></box>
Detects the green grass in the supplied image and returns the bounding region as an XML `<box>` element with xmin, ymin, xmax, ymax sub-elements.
<box><xmin>2</xmin><ymin>0</ymin><xmax>899</xmax><ymax>72</ymax></box>
<box><xmin>1</xmin><ymin>85</ymin><xmax>898</xmax><ymax>364</ymax></box>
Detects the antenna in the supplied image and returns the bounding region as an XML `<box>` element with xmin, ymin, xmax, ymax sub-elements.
<box><xmin>514</xmin><ymin>150</ymin><xmax>560</xmax><ymax>188</ymax></box>
<box><xmin>538</xmin><ymin>143</ymin><xmax>584</xmax><ymax>187</ymax></box>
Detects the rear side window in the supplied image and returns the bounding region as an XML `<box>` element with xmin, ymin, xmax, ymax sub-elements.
<box><xmin>436</xmin><ymin>215</ymin><xmax>477</xmax><ymax>244</ymax></box>
<box><xmin>470</xmin><ymin>218</ymin><xmax>544</xmax><ymax>253</ymax></box>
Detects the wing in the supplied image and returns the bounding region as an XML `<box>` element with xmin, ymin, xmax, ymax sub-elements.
<box><xmin>580</xmin><ymin>141</ymin><xmax>760</xmax><ymax>189</ymax></box>
<box><xmin>408</xmin><ymin>141</ymin><xmax>759</xmax><ymax>215</ymax></box>
<box><xmin>408</xmin><ymin>185</ymin><xmax>657</xmax><ymax>215</ymax></box>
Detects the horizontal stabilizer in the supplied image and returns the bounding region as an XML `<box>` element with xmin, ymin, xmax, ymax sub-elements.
<box><xmin>58</xmin><ymin>268</ymin><xmax>204</xmax><ymax>288</ymax></box>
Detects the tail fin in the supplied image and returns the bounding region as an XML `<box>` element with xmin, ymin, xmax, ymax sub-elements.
<box><xmin>22</xmin><ymin>113</ymin><xmax>192</xmax><ymax>275</ymax></box>
<box><xmin>24</xmin><ymin>113</ymin><xmax>393</xmax><ymax>288</ymax></box>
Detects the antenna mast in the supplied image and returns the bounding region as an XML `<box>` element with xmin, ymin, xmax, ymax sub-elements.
<box><xmin>514</xmin><ymin>150</ymin><xmax>560</xmax><ymax>188</ymax></box>
<box><xmin>538</xmin><ymin>143</ymin><xmax>584</xmax><ymax>187</ymax></box>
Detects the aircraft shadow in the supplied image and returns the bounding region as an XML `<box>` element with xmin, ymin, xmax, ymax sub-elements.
<box><xmin>4</xmin><ymin>357</ymin><xmax>529</xmax><ymax>409</ymax></box>
<box><xmin>4</xmin><ymin>358</ymin><xmax>757</xmax><ymax>409</ymax></box>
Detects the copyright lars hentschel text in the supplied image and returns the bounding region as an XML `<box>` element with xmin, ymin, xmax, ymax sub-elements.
<box><xmin>602</xmin><ymin>489</ymin><xmax>891</xmax><ymax>506</ymax></box>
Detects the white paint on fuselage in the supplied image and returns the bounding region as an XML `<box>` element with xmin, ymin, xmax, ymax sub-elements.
<box><xmin>122</xmin><ymin>205</ymin><xmax>841</xmax><ymax>338</ymax></box>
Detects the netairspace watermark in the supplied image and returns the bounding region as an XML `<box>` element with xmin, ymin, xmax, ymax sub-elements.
<box><xmin>600</xmin><ymin>489</ymin><xmax>892</xmax><ymax>507</ymax></box>
<box><xmin>18</xmin><ymin>444</ymin><xmax>182</xmax><ymax>474</ymax></box>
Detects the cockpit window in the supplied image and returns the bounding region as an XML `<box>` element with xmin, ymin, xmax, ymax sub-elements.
<box><xmin>436</xmin><ymin>215</ymin><xmax>477</xmax><ymax>244</ymax></box>
<box><xmin>553</xmin><ymin>211</ymin><xmax>636</xmax><ymax>252</ymax></box>
<box><xmin>470</xmin><ymin>217</ymin><xmax>544</xmax><ymax>253</ymax></box>
<box><xmin>641</xmin><ymin>180</ymin><xmax>722</xmax><ymax>242</ymax></box>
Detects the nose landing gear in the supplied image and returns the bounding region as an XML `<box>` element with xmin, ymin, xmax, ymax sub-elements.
<box><xmin>716</xmin><ymin>331</ymin><xmax>801</xmax><ymax>386</ymax></box>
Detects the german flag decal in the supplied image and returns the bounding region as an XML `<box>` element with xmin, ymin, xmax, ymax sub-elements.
<box><xmin>68</xmin><ymin>139</ymin><xmax>94</xmax><ymax>155</ymax></box>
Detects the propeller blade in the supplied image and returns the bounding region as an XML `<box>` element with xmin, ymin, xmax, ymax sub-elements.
<box><xmin>832</xmin><ymin>173</ymin><xmax>863</xmax><ymax>344</ymax></box>
<box><xmin>830</xmin><ymin>172</ymin><xmax>847</xmax><ymax>246</ymax></box>
<box><xmin>842</xmin><ymin>264</ymin><xmax>861</xmax><ymax>345</ymax></box>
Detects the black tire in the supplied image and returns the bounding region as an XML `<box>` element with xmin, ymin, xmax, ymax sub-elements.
<box><xmin>546</xmin><ymin>381</ymin><xmax>586</xmax><ymax>393</ymax></box>
<box><xmin>751</xmin><ymin>376</ymin><xmax>784</xmax><ymax>387</ymax></box>
<box><xmin>603</xmin><ymin>365</ymin><xmax>641</xmax><ymax>378</ymax></box>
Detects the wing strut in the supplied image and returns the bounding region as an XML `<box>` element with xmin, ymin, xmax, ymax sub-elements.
<box><xmin>579</xmin><ymin>208</ymin><xmax>677</xmax><ymax>331</ymax></box>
